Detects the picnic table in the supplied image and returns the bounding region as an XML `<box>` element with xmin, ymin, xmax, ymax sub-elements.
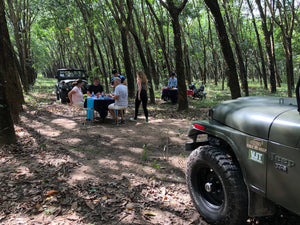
<box><xmin>161</xmin><ymin>87</ymin><xmax>178</xmax><ymax>104</ymax></box>
<box><xmin>84</xmin><ymin>96</ymin><xmax>115</xmax><ymax>120</ymax></box>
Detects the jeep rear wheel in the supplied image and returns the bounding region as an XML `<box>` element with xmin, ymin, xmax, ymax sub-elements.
<box><xmin>186</xmin><ymin>145</ymin><xmax>248</xmax><ymax>225</ymax></box>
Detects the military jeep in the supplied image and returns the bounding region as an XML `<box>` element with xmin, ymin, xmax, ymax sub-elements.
<box><xmin>185</xmin><ymin>80</ymin><xmax>300</xmax><ymax>224</ymax></box>
<box><xmin>55</xmin><ymin>68</ymin><xmax>89</xmax><ymax>103</ymax></box>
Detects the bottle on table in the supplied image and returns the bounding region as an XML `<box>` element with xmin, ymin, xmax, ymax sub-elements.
<box><xmin>92</xmin><ymin>92</ymin><xmax>95</xmax><ymax>97</ymax></box>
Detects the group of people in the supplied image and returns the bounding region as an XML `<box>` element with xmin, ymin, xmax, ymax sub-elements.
<box><xmin>68</xmin><ymin>69</ymin><xmax>149</xmax><ymax>124</ymax></box>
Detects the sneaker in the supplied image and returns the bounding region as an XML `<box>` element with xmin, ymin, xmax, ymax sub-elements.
<box><xmin>130</xmin><ymin>117</ymin><xmax>137</xmax><ymax>121</ymax></box>
<box><xmin>145</xmin><ymin>118</ymin><xmax>148</xmax><ymax>123</ymax></box>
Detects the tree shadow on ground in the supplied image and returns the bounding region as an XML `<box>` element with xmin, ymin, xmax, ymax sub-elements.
<box><xmin>0</xmin><ymin>93</ymin><xmax>198</xmax><ymax>224</ymax></box>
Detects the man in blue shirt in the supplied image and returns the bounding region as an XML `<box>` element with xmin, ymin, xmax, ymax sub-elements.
<box><xmin>168</xmin><ymin>72</ymin><xmax>177</xmax><ymax>88</ymax></box>
<box><xmin>111</xmin><ymin>69</ymin><xmax>126</xmax><ymax>87</ymax></box>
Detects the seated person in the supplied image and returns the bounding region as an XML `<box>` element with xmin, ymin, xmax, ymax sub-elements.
<box><xmin>68</xmin><ymin>79</ymin><xmax>84</xmax><ymax>107</ymax></box>
<box><xmin>168</xmin><ymin>72</ymin><xmax>177</xmax><ymax>88</ymax></box>
<box><xmin>111</xmin><ymin>68</ymin><xmax>127</xmax><ymax>88</ymax></box>
<box><xmin>87</xmin><ymin>77</ymin><xmax>104</xmax><ymax>96</ymax></box>
<box><xmin>108</xmin><ymin>77</ymin><xmax>128</xmax><ymax>124</ymax></box>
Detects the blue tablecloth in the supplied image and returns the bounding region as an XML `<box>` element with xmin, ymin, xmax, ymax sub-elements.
<box><xmin>161</xmin><ymin>88</ymin><xmax>178</xmax><ymax>104</ymax></box>
<box><xmin>84</xmin><ymin>97</ymin><xmax>115</xmax><ymax>119</ymax></box>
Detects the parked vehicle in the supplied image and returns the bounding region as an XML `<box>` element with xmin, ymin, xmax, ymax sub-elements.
<box><xmin>55</xmin><ymin>68</ymin><xmax>89</xmax><ymax>103</ymax></box>
<box><xmin>185</xmin><ymin>79</ymin><xmax>300</xmax><ymax>224</ymax></box>
<box><xmin>188</xmin><ymin>83</ymin><xmax>207</xmax><ymax>100</ymax></box>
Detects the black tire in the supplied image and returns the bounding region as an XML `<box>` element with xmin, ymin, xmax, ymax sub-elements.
<box><xmin>186</xmin><ymin>145</ymin><xmax>248</xmax><ymax>225</ymax></box>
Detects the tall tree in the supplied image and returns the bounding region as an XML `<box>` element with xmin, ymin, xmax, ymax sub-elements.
<box><xmin>223</xmin><ymin>0</ymin><xmax>249</xmax><ymax>96</ymax></box>
<box><xmin>160</xmin><ymin>0</ymin><xmax>189</xmax><ymax>111</ymax></box>
<box><xmin>146</xmin><ymin>0</ymin><xmax>172</xmax><ymax>77</ymax></box>
<box><xmin>124</xmin><ymin>0</ymin><xmax>156</xmax><ymax>103</ymax></box>
<box><xmin>6</xmin><ymin>0</ymin><xmax>37</xmax><ymax>92</ymax></box>
<box><xmin>204</xmin><ymin>0</ymin><xmax>241</xmax><ymax>99</ymax></box>
<box><xmin>0</xmin><ymin>0</ymin><xmax>20</xmax><ymax>145</ymax></box>
<box><xmin>106</xmin><ymin>0</ymin><xmax>135</xmax><ymax>98</ymax></box>
<box><xmin>267</xmin><ymin>0</ymin><xmax>296</xmax><ymax>97</ymax></box>
<box><xmin>247</xmin><ymin>0</ymin><xmax>268</xmax><ymax>89</ymax></box>
<box><xmin>255</xmin><ymin>0</ymin><xmax>277</xmax><ymax>93</ymax></box>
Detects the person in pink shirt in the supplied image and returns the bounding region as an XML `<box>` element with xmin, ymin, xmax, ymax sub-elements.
<box><xmin>68</xmin><ymin>79</ymin><xmax>84</xmax><ymax>107</ymax></box>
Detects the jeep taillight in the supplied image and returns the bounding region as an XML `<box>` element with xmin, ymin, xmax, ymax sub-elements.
<box><xmin>194</xmin><ymin>124</ymin><xmax>205</xmax><ymax>130</ymax></box>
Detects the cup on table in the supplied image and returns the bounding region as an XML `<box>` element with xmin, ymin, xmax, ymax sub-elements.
<box><xmin>96</xmin><ymin>93</ymin><xmax>100</xmax><ymax>98</ymax></box>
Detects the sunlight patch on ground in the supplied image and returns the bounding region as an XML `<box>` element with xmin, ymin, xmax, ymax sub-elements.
<box><xmin>69</xmin><ymin>165</ymin><xmax>98</xmax><ymax>181</ymax></box>
<box><xmin>51</xmin><ymin>118</ymin><xmax>77</xmax><ymax>130</ymax></box>
<box><xmin>98</xmin><ymin>159</ymin><xmax>120</xmax><ymax>170</ymax></box>
<box><xmin>168</xmin><ymin>156</ymin><xmax>187</xmax><ymax>172</ymax></box>
<box><xmin>36</xmin><ymin>127</ymin><xmax>61</xmax><ymax>137</ymax></box>
<box><xmin>61</xmin><ymin>138</ymin><xmax>82</xmax><ymax>145</ymax></box>
<box><xmin>126</xmin><ymin>147</ymin><xmax>144</xmax><ymax>154</ymax></box>
<box><xmin>13</xmin><ymin>166</ymin><xmax>34</xmax><ymax>178</ymax></box>
<box><xmin>119</xmin><ymin>160</ymin><xmax>136</xmax><ymax>168</ymax></box>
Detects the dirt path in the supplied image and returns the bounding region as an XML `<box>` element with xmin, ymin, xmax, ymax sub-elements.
<box><xmin>1</xmin><ymin>93</ymin><xmax>298</xmax><ymax>225</ymax></box>
<box><xmin>1</xmin><ymin>93</ymin><xmax>204</xmax><ymax>225</ymax></box>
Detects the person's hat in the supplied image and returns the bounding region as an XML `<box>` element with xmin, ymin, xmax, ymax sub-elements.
<box><xmin>112</xmin><ymin>69</ymin><xmax>117</xmax><ymax>74</ymax></box>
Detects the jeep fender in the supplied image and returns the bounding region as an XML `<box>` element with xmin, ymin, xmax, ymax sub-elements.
<box><xmin>186</xmin><ymin>120</ymin><xmax>276</xmax><ymax>217</ymax></box>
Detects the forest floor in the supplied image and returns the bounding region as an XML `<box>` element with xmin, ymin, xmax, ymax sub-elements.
<box><xmin>0</xmin><ymin>92</ymin><xmax>299</xmax><ymax>225</ymax></box>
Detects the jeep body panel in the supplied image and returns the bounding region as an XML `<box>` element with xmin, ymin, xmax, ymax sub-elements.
<box><xmin>187</xmin><ymin>120</ymin><xmax>268</xmax><ymax>195</ymax></box>
<box><xmin>211</xmin><ymin>97</ymin><xmax>297</xmax><ymax>140</ymax></box>
<box><xmin>186</xmin><ymin>96</ymin><xmax>300</xmax><ymax>217</ymax></box>
<box><xmin>267</xmin><ymin>109</ymin><xmax>300</xmax><ymax>215</ymax></box>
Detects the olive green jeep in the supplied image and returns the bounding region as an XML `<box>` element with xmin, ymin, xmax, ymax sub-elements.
<box><xmin>185</xmin><ymin>79</ymin><xmax>300</xmax><ymax>225</ymax></box>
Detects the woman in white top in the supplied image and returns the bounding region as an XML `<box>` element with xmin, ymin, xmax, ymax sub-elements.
<box><xmin>68</xmin><ymin>79</ymin><xmax>84</xmax><ymax>107</ymax></box>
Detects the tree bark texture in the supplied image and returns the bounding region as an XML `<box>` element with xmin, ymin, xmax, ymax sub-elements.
<box><xmin>223</xmin><ymin>0</ymin><xmax>249</xmax><ymax>96</ymax></box>
<box><xmin>266</xmin><ymin>0</ymin><xmax>295</xmax><ymax>97</ymax></box>
<box><xmin>255</xmin><ymin>0</ymin><xmax>277</xmax><ymax>93</ymax></box>
<box><xmin>160</xmin><ymin>0</ymin><xmax>189</xmax><ymax>111</ymax></box>
<box><xmin>204</xmin><ymin>0</ymin><xmax>241</xmax><ymax>99</ymax></box>
<box><xmin>247</xmin><ymin>0</ymin><xmax>268</xmax><ymax>90</ymax></box>
<box><xmin>0</xmin><ymin>0</ymin><xmax>19</xmax><ymax>144</ymax></box>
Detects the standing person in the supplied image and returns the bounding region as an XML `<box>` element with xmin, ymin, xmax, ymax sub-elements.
<box><xmin>108</xmin><ymin>77</ymin><xmax>128</xmax><ymax>124</ymax></box>
<box><xmin>131</xmin><ymin>70</ymin><xmax>149</xmax><ymax>123</ymax></box>
<box><xmin>68</xmin><ymin>79</ymin><xmax>84</xmax><ymax>107</ymax></box>
<box><xmin>168</xmin><ymin>72</ymin><xmax>177</xmax><ymax>88</ymax></box>
<box><xmin>87</xmin><ymin>77</ymin><xmax>104</xmax><ymax>97</ymax></box>
<box><xmin>111</xmin><ymin>69</ymin><xmax>127</xmax><ymax>87</ymax></box>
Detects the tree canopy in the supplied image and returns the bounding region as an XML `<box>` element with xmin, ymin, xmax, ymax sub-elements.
<box><xmin>2</xmin><ymin>0</ymin><xmax>300</xmax><ymax>117</ymax></box>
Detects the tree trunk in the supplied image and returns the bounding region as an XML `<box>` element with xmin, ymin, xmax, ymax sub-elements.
<box><xmin>247</xmin><ymin>0</ymin><xmax>268</xmax><ymax>89</ymax></box>
<box><xmin>146</xmin><ymin>0</ymin><xmax>172</xmax><ymax>77</ymax></box>
<box><xmin>255</xmin><ymin>0</ymin><xmax>276</xmax><ymax>93</ymax></box>
<box><xmin>160</xmin><ymin>0</ymin><xmax>189</xmax><ymax>111</ymax></box>
<box><xmin>223</xmin><ymin>0</ymin><xmax>249</xmax><ymax>96</ymax></box>
<box><xmin>120</xmin><ymin>27</ymin><xmax>135</xmax><ymax>98</ymax></box>
<box><xmin>107</xmin><ymin>0</ymin><xmax>135</xmax><ymax>98</ymax></box>
<box><xmin>0</xmin><ymin>81</ymin><xmax>16</xmax><ymax>146</ymax></box>
<box><xmin>0</xmin><ymin>0</ymin><xmax>23</xmax><ymax>126</ymax></box>
<box><xmin>204</xmin><ymin>0</ymin><xmax>241</xmax><ymax>99</ymax></box>
<box><xmin>266</xmin><ymin>0</ymin><xmax>295</xmax><ymax>97</ymax></box>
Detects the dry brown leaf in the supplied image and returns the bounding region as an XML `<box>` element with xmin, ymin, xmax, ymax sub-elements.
<box><xmin>126</xmin><ymin>203</ymin><xmax>134</xmax><ymax>210</ymax></box>
<box><xmin>46</xmin><ymin>190</ymin><xmax>59</xmax><ymax>196</ymax></box>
